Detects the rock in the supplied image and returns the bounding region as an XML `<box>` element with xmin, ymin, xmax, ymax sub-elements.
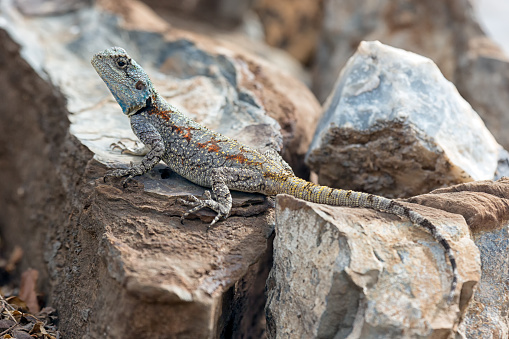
<box><xmin>253</xmin><ymin>0</ymin><xmax>323</xmax><ymax>64</ymax></box>
<box><xmin>306</xmin><ymin>41</ymin><xmax>501</xmax><ymax>198</ymax></box>
<box><xmin>139</xmin><ymin>0</ymin><xmax>253</xmax><ymax>27</ymax></box>
<box><xmin>405</xmin><ymin>178</ymin><xmax>509</xmax><ymax>338</ymax></box>
<box><xmin>14</xmin><ymin>0</ymin><xmax>92</xmax><ymax>16</ymax></box>
<box><xmin>0</xmin><ymin>0</ymin><xmax>321</xmax><ymax>336</ymax></box>
<box><xmin>312</xmin><ymin>0</ymin><xmax>509</xmax><ymax>152</ymax></box>
<box><xmin>266</xmin><ymin>194</ymin><xmax>480</xmax><ymax>338</ymax></box>
<box><xmin>455</xmin><ymin>37</ymin><xmax>509</xmax><ymax>154</ymax></box>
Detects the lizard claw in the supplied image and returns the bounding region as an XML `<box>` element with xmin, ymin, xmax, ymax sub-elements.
<box><xmin>178</xmin><ymin>191</ymin><xmax>227</xmax><ymax>227</ymax></box>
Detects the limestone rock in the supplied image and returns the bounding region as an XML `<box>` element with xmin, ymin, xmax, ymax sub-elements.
<box><xmin>266</xmin><ymin>194</ymin><xmax>480</xmax><ymax>338</ymax></box>
<box><xmin>306</xmin><ymin>41</ymin><xmax>501</xmax><ymax>198</ymax></box>
<box><xmin>313</xmin><ymin>0</ymin><xmax>509</xmax><ymax>152</ymax></box>
<box><xmin>406</xmin><ymin>178</ymin><xmax>509</xmax><ymax>338</ymax></box>
<box><xmin>0</xmin><ymin>0</ymin><xmax>322</xmax><ymax>336</ymax></box>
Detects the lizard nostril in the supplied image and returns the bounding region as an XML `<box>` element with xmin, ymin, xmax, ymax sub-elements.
<box><xmin>135</xmin><ymin>81</ymin><xmax>146</xmax><ymax>91</ymax></box>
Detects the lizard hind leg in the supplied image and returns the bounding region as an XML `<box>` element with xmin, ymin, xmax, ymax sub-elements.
<box><xmin>179</xmin><ymin>169</ymin><xmax>233</xmax><ymax>227</ymax></box>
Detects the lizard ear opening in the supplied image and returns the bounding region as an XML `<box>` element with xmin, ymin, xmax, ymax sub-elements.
<box><xmin>135</xmin><ymin>81</ymin><xmax>146</xmax><ymax>91</ymax></box>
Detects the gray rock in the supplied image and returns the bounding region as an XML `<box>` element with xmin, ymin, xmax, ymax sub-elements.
<box><xmin>460</xmin><ymin>222</ymin><xmax>509</xmax><ymax>338</ymax></box>
<box><xmin>306</xmin><ymin>41</ymin><xmax>501</xmax><ymax>198</ymax></box>
<box><xmin>266</xmin><ymin>194</ymin><xmax>480</xmax><ymax>339</ymax></box>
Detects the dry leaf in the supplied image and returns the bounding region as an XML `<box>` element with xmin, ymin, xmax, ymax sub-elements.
<box><xmin>18</xmin><ymin>269</ymin><xmax>39</xmax><ymax>313</ymax></box>
<box><xmin>5</xmin><ymin>298</ymin><xmax>27</xmax><ymax>313</ymax></box>
<box><xmin>29</xmin><ymin>321</ymin><xmax>47</xmax><ymax>335</ymax></box>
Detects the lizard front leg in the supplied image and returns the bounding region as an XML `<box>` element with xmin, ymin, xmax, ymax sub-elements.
<box><xmin>104</xmin><ymin>114</ymin><xmax>164</xmax><ymax>186</ymax></box>
<box><xmin>180</xmin><ymin>167</ymin><xmax>262</xmax><ymax>227</ymax></box>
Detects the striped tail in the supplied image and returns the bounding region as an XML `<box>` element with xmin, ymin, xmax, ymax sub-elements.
<box><xmin>282</xmin><ymin>176</ymin><xmax>458</xmax><ymax>302</ymax></box>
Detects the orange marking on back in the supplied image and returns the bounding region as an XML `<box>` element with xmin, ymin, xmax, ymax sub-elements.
<box><xmin>197</xmin><ymin>137</ymin><xmax>222</xmax><ymax>153</ymax></box>
<box><xmin>226</xmin><ymin>153</ymin><xmax>248</xmax><ymax>164</ymax></box>
<box><xmin>208</xmin><ymin>144</ymin><xmax>221</xmax><ymax>152</ymax></box>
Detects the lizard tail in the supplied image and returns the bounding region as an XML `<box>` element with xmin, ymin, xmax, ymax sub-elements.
<box><xmin>284</xmin><ymin>176</ymin><xmax>458</xmax><ymax>302</ymax></box>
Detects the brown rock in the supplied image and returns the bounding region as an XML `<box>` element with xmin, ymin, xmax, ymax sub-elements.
<box><xmin>406</xmin><ymin>178</ymin><xmax>509</xmax><ymax>233</ymax></box>
<box><xmin>405</xmin><ymin>178</ymin><xmax>509</xmax><ymax>337</ymax></box>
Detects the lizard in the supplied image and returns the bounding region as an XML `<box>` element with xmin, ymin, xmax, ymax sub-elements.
<box><xmin>91</xmin><ymin>46</ymin><xmax>458</xmax><ymax>302</ymax></box>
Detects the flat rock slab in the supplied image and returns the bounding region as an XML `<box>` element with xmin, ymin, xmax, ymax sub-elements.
<box><xmin>266</xmin><ymin>194</ymin><xmax>480</xmax><ymax>339</ymax></box>
<box><xmin>306</xmin><ymin>41</ymin><xmax>501</xmax><ymax>198</ymax></box>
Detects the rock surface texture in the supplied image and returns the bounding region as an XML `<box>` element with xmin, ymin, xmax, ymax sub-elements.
<box><xmin>313</xmin><ymin>0</ymin><xmax>509</xmax><ymax>152</ymax></box>
<box><xmin>266</xmin><ymin>194</ymin><xmax>480</xmax><ymax>338</ymax></box>
<box><xmin>0</xmin><ymin>0</ymin><xmax>320</xmax><ymax>337</ymax></box>
<box><xmin>406</xmin><ymin>179</ymin><xmax>509</xmax><ymax>338</ymax></box>
<box><xmin>306</xmin><ymin>41</ymin><xmax>501</xmax><ymax>198</ymax></box>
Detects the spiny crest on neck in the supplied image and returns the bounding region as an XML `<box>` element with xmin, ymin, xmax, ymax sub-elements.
<box><xmin>91</xmin><ymin>47</ymin><xmax>155</xmax><ymax>116</ymax></box>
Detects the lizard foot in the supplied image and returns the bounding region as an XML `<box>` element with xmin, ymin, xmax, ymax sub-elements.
<box><xmin>103</xmin><ymin>162</ymin><xmax>144</xmax><ymax>187</ymax></box>
<box><xmin>179</xmin><ymin>191</ymin><xmax>230</xmax><ymax>228</ymax></box>
<box><xmin>110</xmin><ymin>141</ymin><xmax>150</xmax><ymax>156</ymax></box>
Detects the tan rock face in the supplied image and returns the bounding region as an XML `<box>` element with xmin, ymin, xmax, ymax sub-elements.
<box><xmin>266</xmin><ymin>194</ymin><xmax>480</xmax><ymax>338</ymax></box>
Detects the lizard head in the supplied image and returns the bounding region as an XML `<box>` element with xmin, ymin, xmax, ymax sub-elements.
<box><xmin>91</xmin><ymin>47</ymin><xmax>155</xmax><ymax>116</ymax></box>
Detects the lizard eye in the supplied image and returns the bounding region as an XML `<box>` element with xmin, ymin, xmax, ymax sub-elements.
<box><xmin>116</xmin><ymin>57</ymin><xmax>128</xmax><ymax>69</ymax></box>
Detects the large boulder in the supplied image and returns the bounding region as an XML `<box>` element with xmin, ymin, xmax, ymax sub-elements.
<box><xmin>306</xmin><ymin>41</ymin><xmax>501</xmax><ymax>198</ymax></box>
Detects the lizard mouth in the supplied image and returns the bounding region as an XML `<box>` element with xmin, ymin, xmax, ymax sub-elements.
<box><xmin>128</xmin><ymin>96</ymin><xmax>153</xmax><ymax>116</ymax></box>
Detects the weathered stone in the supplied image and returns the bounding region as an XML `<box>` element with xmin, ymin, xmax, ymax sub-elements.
<box><xmin>306</xmin><ymin>41</ymin><xmax>501</xmax><ymax>198</ymax></box>
<box><xmin>0</xmin><ymin>0</ymin><xmax>321</xmax><ymax>336</ymax></box>
<box><xmin>313</xmin><ymin>0</ymin><xmax>509</xmax><ymax>152</ymax></box>
<box><xmin>266</xmin><ymin>194</ymin><xmax>480</xmax><ymax>338</ymax></box>
<box><xmin>406</xmin><ymin>178</ymin><xmax>509</xmax><ymax>338</ymax></box>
